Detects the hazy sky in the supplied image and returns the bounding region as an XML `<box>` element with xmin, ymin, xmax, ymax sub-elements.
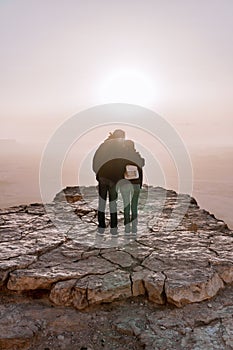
<box><xmin>1</xmin><ymin>0</ymin><xmax>233</xmax><ymax>146</ymax></box>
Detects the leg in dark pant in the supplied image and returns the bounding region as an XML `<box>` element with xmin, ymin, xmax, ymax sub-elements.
<box><xmin>109</xmin><ymin>184</ymin><xmax>118</xmax><ymax>228</ymax></box>
<box><xmin>131</xmin><ymin>184</ymin><xmax>140</xmax><ymax>222</ymax></box>
<box><xmin>98</xmin><ymin>178</ymin><xmax>118</xmax><ymax>230</ymax></box>
<box><xmin>120</xmin><ymin>184</ymin><xmax>131</xmax><ymax>225</ymax></box>
<box><xmin>131</xmin><ymin>185</ymin><xmax>140</xmax><ymax>232</ymax></box>
<box><xmin>120</xmin><ymin>183</ymin><xmax>131</xmax><ymax>232</ymax></box>
<box><xmin>98</xmin><ymin>179</ymin><xmax>108</xmax><ymax>228</ymax></box>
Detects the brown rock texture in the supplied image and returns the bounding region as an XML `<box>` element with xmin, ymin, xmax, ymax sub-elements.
<box><xmin>0</xmin><ymin>185</ymin><xmax>232</xmax><ymax>349</ymax></box>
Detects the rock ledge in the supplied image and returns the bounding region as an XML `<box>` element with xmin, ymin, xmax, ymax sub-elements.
<box><xmin>0</xmin><ymin>186</ymin><xmax>232</xmax><ymax>311</ymax></box>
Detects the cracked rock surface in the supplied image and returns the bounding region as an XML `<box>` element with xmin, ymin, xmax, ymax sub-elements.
<box><xmin>0</xmin><ymin>186</ymin><xmax>233</xmax><ymax>349</ymax></box>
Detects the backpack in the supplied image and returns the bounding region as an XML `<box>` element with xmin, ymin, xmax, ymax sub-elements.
<box><xmin>124</xmin><ymin>165</ymin><xmax>139</xmax><ymax>180</ymax></box>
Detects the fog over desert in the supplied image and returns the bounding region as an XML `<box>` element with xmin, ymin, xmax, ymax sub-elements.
<box><xmin>1</xmin><ymin>1</ymin><xmax>233</xmax><ymax>229</ymax></box>
<box><xmin>0</xmin><ymin>139</ymin><xmax>232</xmax><ymax>229</ymax></box>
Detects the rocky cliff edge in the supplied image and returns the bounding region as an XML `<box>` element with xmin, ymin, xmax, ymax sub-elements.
<box><xmin>0</xmin><ymin>186</ymin><xmax>232</xmax><ymax>349</ymax></box>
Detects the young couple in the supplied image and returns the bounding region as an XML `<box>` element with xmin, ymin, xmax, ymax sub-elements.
<box><xmin>92</xmin><ymin>129</ymin><xmax>145</xmax><ymax>235</ymax></box>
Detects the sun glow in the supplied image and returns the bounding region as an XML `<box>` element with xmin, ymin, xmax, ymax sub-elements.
<box><xmin>98</xmin><ymin>69</ymin><xmax>156</xmax><ymax>107</ymax></box>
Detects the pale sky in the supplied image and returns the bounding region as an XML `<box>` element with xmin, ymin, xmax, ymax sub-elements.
<box><xmin>1</xmin><ymin>0</ymin><xmax>233</xmax><ymax>146</ymax></box>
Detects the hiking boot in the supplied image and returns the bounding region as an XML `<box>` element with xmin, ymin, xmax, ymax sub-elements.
<box><xmin>124</xmin><ymin>224</ymin><xmax>131</xmax><ymax>234</ymax></box>
<box><xmin>97</xmin><ymin>227</ymin><xmax>105</xmax><ymax>234</ymax></box>
<box><xmin>110</xmin><ymin>227</ymin><xmax>118</xmax><ymax>235</ymax></box>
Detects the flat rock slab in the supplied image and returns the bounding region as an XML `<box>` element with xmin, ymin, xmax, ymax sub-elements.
<box><xmin>0</xmin><ymin>186</ymin><xmax>233</xmax><ymax>310</ymax></box>
<box><xmin>7</xmin><ymin>256</ymin><xmax>116</xmax><ymax>291</ymax></box>
<box><xmin>50</xmin><ymin>269</ymin><xmax>132</xmax><ymax>310</ymax></box>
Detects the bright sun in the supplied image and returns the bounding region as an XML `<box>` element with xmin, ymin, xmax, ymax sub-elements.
<box><xmin>98</xmin><ymin>69</ymin><xmax>156</xmax><ymax>106</ymax></box>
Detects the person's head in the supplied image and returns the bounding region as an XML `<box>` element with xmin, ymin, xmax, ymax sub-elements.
<box><xmin>112</xmin><ymin>129</ymin><xmax>125</xmax><ymax>139</ymax></box>
<box><xmin>125</xmin><ymin>139</ymin><xmax>135</xmax><ymax>150</ymax></box>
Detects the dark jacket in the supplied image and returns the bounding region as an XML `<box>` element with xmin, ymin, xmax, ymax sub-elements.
<box><xmin>93</xmin><ymin>139</ymin><xmax>145</xmax><ymax>186</ymax></box>
<box><xmin>93</xmin><ymin>138</ymin><xmax>126</xmax><ymax>183</ymax></box>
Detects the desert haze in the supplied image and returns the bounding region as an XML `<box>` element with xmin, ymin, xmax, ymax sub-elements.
<box><xmin>0</xmin><ymin>141</ymin><xmax>232</xmax><ymax>229</ymax></box>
